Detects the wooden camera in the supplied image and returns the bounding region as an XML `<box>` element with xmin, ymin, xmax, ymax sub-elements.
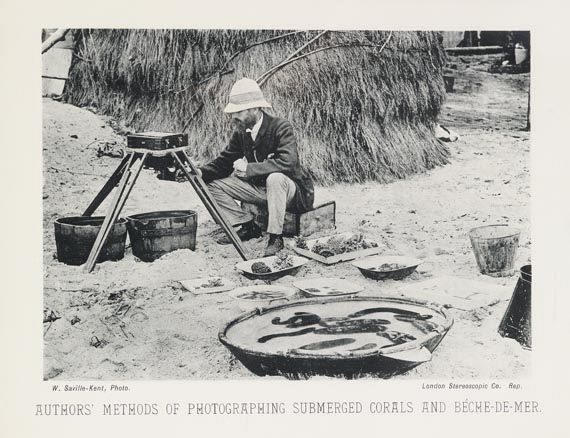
<box><xmin>127</xmin><ymin>132</ymin><xmax>189</xmax><ymax>179</ymax></box>
<box><xmin>127</xmin><ymin>131</ymin><xmax>188</xmax><ymax>150</ymax></box>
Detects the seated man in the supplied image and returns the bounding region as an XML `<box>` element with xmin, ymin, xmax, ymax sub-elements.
<box><xmin>198</xmin><ymin>78</ymin><xmax>314</xmax><ymax>256</ymax></box>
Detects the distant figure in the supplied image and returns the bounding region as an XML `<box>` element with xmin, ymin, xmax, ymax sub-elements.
<box><xmin>198</xmin><ymin>78</ymin><xmax>314</xmax><ymax>256</ymax></box>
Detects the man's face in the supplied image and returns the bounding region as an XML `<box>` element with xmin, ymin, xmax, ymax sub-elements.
<box><xmin>231</xmin><ymin>109</ymin><xmax>258</xmax><ymax>132</ymax></box>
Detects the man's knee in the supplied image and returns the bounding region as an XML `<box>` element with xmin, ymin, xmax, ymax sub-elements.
<box><xmin>207</xmin><ymin>180</ymin><xmax>221</xmax><ymax>191</ymax></box>
<box><xmin>266</xmin><ymin>172</ymin><xmax>288</xmax><ymax>188</ymax></box>
<box><xmin>208</xmin><ymin>177</ymin><xmax>235</xmax><ymax>192</ymax></box>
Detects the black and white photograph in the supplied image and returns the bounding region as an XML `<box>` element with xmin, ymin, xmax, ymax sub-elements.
<box><xmin>1</xmin><ymin>1</ymin><xmax>569</xmax><ymax>437</ymax></box>
<box><xmin>41</xmin><ymin>29</ymin><xmax>532</xmax><ymax>380</ymax></box>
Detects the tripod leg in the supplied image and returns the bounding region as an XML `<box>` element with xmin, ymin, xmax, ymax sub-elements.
<box><xmin>83</xmin><ymin>154</ymin><xmax>130</xmax><ymax>216</ymax></box>
<box><xmin>171</xmin><ymin>151</ymin><xmax>249</xmax><ymax>261</ymax></box>
<box><xmin>84</xmin><ymin>154</ymin><xmax>134</xmax><ymax>272</ymax></box>
<box><xmin>84</xmin><ymin>153</ymin><xmax>147</xmax><ymax>273</ymax></box>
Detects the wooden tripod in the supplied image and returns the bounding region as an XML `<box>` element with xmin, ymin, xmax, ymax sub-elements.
<box><xmin>82</xmin><ymin>146</ymin><xmax>249</xmax><ymax>273</ymax></box>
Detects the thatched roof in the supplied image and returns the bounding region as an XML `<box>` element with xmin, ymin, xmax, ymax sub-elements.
<box><xmin>65</xmin><ymin>30</ymin><xmax>449</xmax><ymax>184</ymax></box>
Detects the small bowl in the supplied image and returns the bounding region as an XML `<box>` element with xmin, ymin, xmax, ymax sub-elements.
<box><xmin>229</xmin><ymin>285</ymin><xmax>298</xmax><ymax>312</ymax></box>
<box><xmin>235</xmin><ymin>255</ymin><xmax>309</xmax><ymax>281</ymax></box>
<box><xmin>352</xmin><ymin>255</ymin><xmax>422</xmax><ymax>281</ymax></box>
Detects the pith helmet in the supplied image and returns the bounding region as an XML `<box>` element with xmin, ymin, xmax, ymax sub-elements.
<box><xmin>223</xmin><ymin>78</ymin><xmax>271</xmax><ymax>113</ymax></box>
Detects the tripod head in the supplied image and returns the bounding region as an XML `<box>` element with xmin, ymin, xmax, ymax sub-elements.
<box><xmin>127</xmin><ymin>132</ymin><xmax>189</xmax><ymax>175</ymax></box>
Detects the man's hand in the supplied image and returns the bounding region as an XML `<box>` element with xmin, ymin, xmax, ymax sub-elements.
<box><xmin>233</xmin><ymin>158</ymin><xmax>247</xmax><ymax>179</ymax></box>
<box><xmin>233</xmin><ymin>158</ymin><xmax>247</xmax><ymax>173</ymax></box>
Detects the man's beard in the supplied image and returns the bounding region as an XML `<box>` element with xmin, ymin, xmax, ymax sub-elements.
<box><xmin>232</xmin><ymin>117</ymin><xmax>255</xmax><ymax>132</ymax></box>
<box><xmin>232</xmin><ymin>119</ymin><xmax>246</xmax><ymax>131</ymax></box>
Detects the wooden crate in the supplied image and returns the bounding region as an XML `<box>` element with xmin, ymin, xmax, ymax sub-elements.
<box><xmin>242</xmin><ymin>201</ymin><xmax>336</xmax><ymax>237</ymax></box>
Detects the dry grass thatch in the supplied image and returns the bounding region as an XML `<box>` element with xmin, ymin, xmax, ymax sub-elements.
<box><xmin>64</xmin><ymin>29</ymin><xmax>449</xmax><ymax>184</ymax></box>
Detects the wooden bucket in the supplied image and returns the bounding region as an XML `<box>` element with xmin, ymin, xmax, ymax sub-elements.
<box><xmin>54</xmin><ymin>216</ymin><xmax>127</xmax><ymax>266</ymax></box>
<box><xmin>469</xmin><ymin>225</ymin><xmax>520</xmax><ymax>276</ymax></box>
<box><xmin>126</xmin><ymin>210</ymin><xmax>197</xmax><ymax>262</ymax></box>
<box><xmin>515</xmin><ymin>47</ymin><xmax>529</xmax><ymax>65</ymax></box>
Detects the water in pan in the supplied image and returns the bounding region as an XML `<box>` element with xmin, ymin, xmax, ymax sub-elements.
<box><xmin>295</xmin><ymin>278</ymin><xmax>364</xmax><ymax>297</ymax></box>
<box><xmin>304</xmin><ymin>286</ymin><xmax>344</xmax><ymax>296</ymax></box>
<box><xmin>225</xmin><ymin>301</ymin><xmax>445</xmax><ymax>355</ymax></box>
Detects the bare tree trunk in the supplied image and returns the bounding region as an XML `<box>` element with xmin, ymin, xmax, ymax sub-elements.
<box><xmin>41</xmin><ymin>29</ymin><xmax>70</xmax><ymax>54</ymax></box>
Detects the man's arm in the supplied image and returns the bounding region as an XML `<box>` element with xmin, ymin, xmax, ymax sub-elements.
<box><xmin>199</xmin><ymin>131</ymin><xmax>244</xmax><ymax>183</ymax></box>
<box><xmin>245</xmin><ymin>121</ymin><xmax>298</xmax><ymax>178</ymax></box>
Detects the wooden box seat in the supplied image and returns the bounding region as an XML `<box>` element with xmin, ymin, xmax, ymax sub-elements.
<box><xmin>242</xmin><ymin>201</ymin><xmax>336</xmax><ymax>237</ymax></box>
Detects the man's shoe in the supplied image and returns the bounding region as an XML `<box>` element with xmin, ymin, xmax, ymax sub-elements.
<box><xmin>264</xmin><ymin>234</ymin><xmax>284</xmax><ymax>257</ymax></box>
<box><xmin>236</xmin><ymin>221</ymin><xmax>262</xmax><ymax>240</ymax></box>
<box><xmin>216</xmin><ymin>221</ymin><xmax>262</xmax><ymax>245</ymax></box>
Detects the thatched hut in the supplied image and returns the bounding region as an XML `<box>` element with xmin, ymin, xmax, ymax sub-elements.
<box><xmin>64</xmin><ymin>30</ymin><xmax>449</xmax><ymax>184</ymax></box>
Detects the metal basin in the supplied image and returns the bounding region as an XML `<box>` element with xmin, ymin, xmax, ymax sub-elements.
<box><xmin>219</xmin><ymin>296</ymin><xmax>453</xmax><ymax>379</ymax></box>
<box><xmin>235</xmin><ymin>255</ymin><xmax>309</xmax><ymax>281</ymax></box>
<box><xmin>352</xmin><ymin>255</ymin><xmax>422</xmax><ymax>281</ymax></box>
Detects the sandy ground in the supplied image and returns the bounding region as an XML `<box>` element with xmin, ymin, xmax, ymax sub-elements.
<box><xmin>43</xmin><ymin>54</ymin><xmax>531</xmax><ymax>380</ymax></box>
